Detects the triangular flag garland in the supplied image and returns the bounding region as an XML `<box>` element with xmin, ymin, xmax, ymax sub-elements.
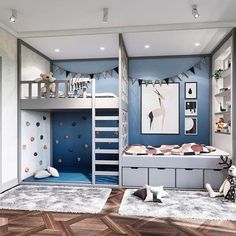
<box><xmin>53</xmin><ymin>57</ymin><xmax>207</xmax><ymax>86</ymax></box>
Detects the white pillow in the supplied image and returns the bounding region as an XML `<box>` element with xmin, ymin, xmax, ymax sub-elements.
<box><xmin>34</xmin><ymin>170</ymin><xmax>51</xmax><ymax>179</ymax></box>
<box><xmin>47</xmin><ymin>166</ymin><xmax>59</xmax><ymax>177</ymax></box>
<box><xmin>144</xmin><ymin>185</ymin><xmax>169</xmax><ymax>202</ymax></box>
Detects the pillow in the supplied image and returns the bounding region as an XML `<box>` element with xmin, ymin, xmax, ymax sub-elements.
<box><xmin>34</xmin><ymin>170</ymin><xmax>51</xmax><ymax>179</ymax></box>
<box><xmin>47</xmin><ymin>166</ymin><xmax>59</xmax><ymax>177</ymax></box>
<box><xmin>133</xmin><ymin>187</ymin><xmax>147</xmax><ymax>200</ymax></box>
<box><xmin>144</xmin><ymin>185</ymin><xmax>169</xmax><ymax>202</ymax></box>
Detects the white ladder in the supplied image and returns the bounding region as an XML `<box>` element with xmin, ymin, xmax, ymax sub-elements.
<box><xmin>92</xmin><ymin>81</ymin><xmax>119</xmax><ymax>185</ymax></box>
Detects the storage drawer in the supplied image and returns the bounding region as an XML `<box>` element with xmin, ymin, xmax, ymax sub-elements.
<box><xmin>149</xmin><ymin>168</ymin><xmax>175</xmax><ymax>187</ymax></box>
<box><xmin>204</xmin><ymin>169</ymin><xmax>227</xmax><ymax>190</ymax></box>
<box><xmin>176</xmin><ymin>169</ymin><xmax>203</xmax><ymax>188</ymax></box>
<box><xmin>123</xmin><ymin>167</ymin><xmax>148</xmax><ymax>186</ymax></box>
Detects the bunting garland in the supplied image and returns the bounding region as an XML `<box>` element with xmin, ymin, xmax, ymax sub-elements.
<box><xmin>53</xmin><ymin>57</ymin><xmax>207</xmax><ymax>86</ymax></box>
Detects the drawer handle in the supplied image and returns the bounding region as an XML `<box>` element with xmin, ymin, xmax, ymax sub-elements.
<box><xmin>157</xmin><ymin>168</ymin><xmax>166</xmax><ymax>170</ymax></box>
<box><xmin>213</xmin><ymin>169</ymin><xmax>222</xmax><ymax>171</ymax></box>
<box><xmin>185</xmin><ymin>168</ymin><xmax>193</xmax><ymax>171</ymax></box>
<box><xmin>131</xmin><ymin>167</ymin><xmax>138</xmax><ymax>169</ymax></box>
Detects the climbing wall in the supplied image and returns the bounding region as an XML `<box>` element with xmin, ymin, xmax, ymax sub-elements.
<box><xmin>52</xmin><ymin>111</ymin><xmax>92</xmax><ymax>171</ymax></box>
<box><xmin>21</xmin><ymin>111</ymin><xmax>51</xmax><ymax>180</ymax></box>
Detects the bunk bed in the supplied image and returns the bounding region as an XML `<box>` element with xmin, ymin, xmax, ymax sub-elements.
<box><xmin>19</xmin><ymin>35</ymin><xmax>128</xmax><ymax>187</ymax></box>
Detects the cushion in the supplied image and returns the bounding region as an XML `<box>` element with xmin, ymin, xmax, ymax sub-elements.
<box><xmin>34</xmin><ymin>170</ymin><xmax>51</xmax><ymax>179</ymax></box>
<box><xmin>144</xmin><ymin>185</ymin><xmax>169</xmax><ymax>202</ymax></box>
<box><xmin>47</xmin><ymin>166</ymin><xmax>59</xmax><ymax>177</ymax></box>
<box><xmin>133</xmin><ymin>187</ymin><xmax>147</xmax><ymax>200</ymax></box>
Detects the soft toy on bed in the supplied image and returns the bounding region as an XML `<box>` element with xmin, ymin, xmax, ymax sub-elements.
<box><xmin>35</xmin><ymin>72</ymin><xmax>56</xmax><ymax>96</ymax></box>
<box><xmin>205</xmin><ymin>156</ymin><xmax>236</xmax><ymax>202</ymax></box>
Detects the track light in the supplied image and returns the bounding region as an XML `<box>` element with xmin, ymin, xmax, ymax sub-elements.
<box><xmin>9</xmin><ymin>9</ymin><xmax>17</xmax><ymax>23</ymax></box>
<box><xmin>192</xmin><ymin>5</ymin><xmax>200</xmax><ymax>19</ymax></box>
<box><xmin>103</xmin><ymin>8</ymin><xmax>108</xmax><ymax>23</ymax></box>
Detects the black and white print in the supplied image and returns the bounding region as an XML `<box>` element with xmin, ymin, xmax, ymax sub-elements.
<box><xmin>185</xmin><ymin>117</ymin><xmax>197</xmax><ymax>135</ymax></box>
<box><xmin>185</xmin><ymin>82</ymin><xmax>197</xmax><ymax>99</ymax></box>
<box><xmin>185</xmin><ymin>100</ymin><xmax>197</xmax><ymax>116</ymax></box>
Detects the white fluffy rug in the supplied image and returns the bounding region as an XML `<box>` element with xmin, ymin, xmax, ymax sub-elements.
<box><xmin>119</xmin><ymin>189</ymin><xmax>236</xmax><ymax>221</ymax></box>
<box><xmin>0</xmin><ymin>185</ymin><xmax>111</xmax><ymax>213</ymax></box>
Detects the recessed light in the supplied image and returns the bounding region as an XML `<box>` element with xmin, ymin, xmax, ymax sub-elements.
<box><xmin>100</xmin><ymin>47</ymin><xmax>105</xmax><ymax>51</ymax></box>
<box><xmin>145</xmin><ymin>45</ymin><xmax>150</xmax><ymax>49</ymax></box>
<box><xmin>54</xmin><ymin>49</ymin><xmax>60</xmax><ymax>52</ymax></box>
<box><xmin>195</xmin><ymin>42</ymin><xmax>200</xmax><ymax>47</ymax></box>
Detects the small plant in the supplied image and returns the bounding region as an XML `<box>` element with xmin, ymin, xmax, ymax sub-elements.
<box><xmin>212</xmin><ymin>69</ymin><xmax>223</xmax><ymax>80</ymax></box>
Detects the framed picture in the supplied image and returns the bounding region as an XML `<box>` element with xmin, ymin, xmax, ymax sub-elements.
<box><xmin>141</xmin><ymin>83</ymin><xmax>179</xmax><ymax>134</ymax></box>
<box><xmin>185</xmin><ymin>100</ymin><xmax>197</xmax><ymax>116</ymax></box>
<box><xmin>185</xmin><ymin>117</ymin><xmax>197</xmax><ymax>135</ymax></box>
<box><xmin>185</xmin><ymin>82</ymin><xmax>197</xmax><ymax>99</ymax></box>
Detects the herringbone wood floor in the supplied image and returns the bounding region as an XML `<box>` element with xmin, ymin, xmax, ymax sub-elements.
<box><xmin>0</xmin><ymin>188</ymin><xmax>235</xmax><ymax>236</ymax></box>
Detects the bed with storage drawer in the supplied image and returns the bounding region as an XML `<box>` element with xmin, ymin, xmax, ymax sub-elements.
<box><xmin>121</xmin><ymin>148</ymin><xmax>229</xmax><ymax>189</ymax></box>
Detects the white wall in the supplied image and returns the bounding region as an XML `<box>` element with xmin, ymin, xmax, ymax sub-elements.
<box><xmin>0</xmin><ymin>27</ymin><xmax>18</xmax><ymax>192</ymax></box>
<box><xmin>21</xmin><ymin>111</ymin><xmax>51</xmax><ymax>180</ymax></box>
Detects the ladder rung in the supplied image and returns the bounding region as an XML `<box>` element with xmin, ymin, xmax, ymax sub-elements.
<box><xmin>95</xmin><ymin>138</ymin><xmax>119</xmax><ymax>143</ymax></box>
<box><xmin>95</xmin><ymin>160</ymin><xmax>119</xmax><ymax>165</ymax></box>
<box><xmin>95</xmin><ymin>116</ymin><xmax>119</xmax><ymax>120</ymax></box>
<box><xmin>95</xmin><ymin>171</ymin><xmax>119</xmax><ymax>176</ymax></box>
<box><xmin>95</xmin><ymin>127</ymin><xmax>119</xmax><ymax>132</ymax></box>
<box><xmin>95</xmin><ymin>149</ymin><xmax>119</xmax><ymax>154</ymax></box>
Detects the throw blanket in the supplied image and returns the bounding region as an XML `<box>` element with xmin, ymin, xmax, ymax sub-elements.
<box><xmin>125</xmin><ymin>143</ymin><xmax>216</xmax><ymax>155</ymax></box>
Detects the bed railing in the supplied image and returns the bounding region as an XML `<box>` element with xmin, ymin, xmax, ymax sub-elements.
<box><xmin>20</xmin><ymin>80</ymin><xmax>90</xmax><ymax>99</ymax></box>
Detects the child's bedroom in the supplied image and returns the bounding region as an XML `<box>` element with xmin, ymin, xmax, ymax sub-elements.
<box><xmin>0</xmin><ymin>0</ymin><xmax>236</xmax><ymax>235</ymax></box>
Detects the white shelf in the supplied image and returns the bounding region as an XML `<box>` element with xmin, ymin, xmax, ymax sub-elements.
<box><xmin>215</xmin><ymin>111</ymin><xmax>231</xmax><ymax>115</ymax></box>
<box><xmin>215</xmin><ymin>89</ymin><xmax>231</xmax><ymax>97</ymax></box>
<box><xmin>215</xmin><ymin>131</ymin><xmax>231</xmax><ymax>135</ymax></box>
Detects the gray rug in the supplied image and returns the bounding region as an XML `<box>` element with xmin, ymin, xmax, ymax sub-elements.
<box><xmin>0</xmin><ymin>185</ymin><xmax>111</xmax><ymax>213</ymax></box>
<box><xmin>119</xmin><ymin>189</ymin><xmax>236</xmax><ymax>221</ymax></box>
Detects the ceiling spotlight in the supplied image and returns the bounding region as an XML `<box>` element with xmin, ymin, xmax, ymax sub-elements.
<box><xmin>100</xmin><ymin>47</ymin><xmax>105</xmax><ymax>51</ymax></box>
<box><xmin>192</xmin><ymin>4</ymin><xmax>200</xmax><ymax>19</ymax></box>
<box><xmin>195</xmin><ymin>42</ymin><xmax>200</xmax><ymax>47</ymax></box>
<box><xmin>54</xmin><ymin>49</ymin><xmax>60</xmax><ymax>52</ymax></box>
<box><xmin>145</xmin><ymin>45</ymin><xmax>150</xmax><ymax>49</ymax></box>
<box><xmin>103</xmin><ymin>8</ymin><xmax>108</xmax><ymax>23</ymax></box>
<box><xmin>9</xmin><ymin>9</ymin><xmax>17</xmax><ymax>23</ymax></box>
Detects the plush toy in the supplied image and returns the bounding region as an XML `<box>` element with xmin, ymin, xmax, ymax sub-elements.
<box><xmin>205</xmin><ymin>156</ymin><xmax>236</xmax><ymax>202</ymax></box>
<box><xmin>35</xmin><ymin>72</ymin><xmax>56</xmax><ymax>95</ymax></box>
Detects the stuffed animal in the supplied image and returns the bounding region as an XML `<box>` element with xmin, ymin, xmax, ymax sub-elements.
<box><xmin>216</xmin><ymin>117</ymin><xmax>229</xmax><ymax>131</ymax></box>
<box><xmin>205</xmin><ymin>156</ymin><xmax>236</xmax><ymax>202</ymax></box>
<box><xmin>35</xmin><ymin>72</ymin><xmax>56</xmax><ymax>95</ymax></box>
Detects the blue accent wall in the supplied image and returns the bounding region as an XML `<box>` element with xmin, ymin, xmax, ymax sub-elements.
<box><xmin>53</xmin><ymin>56</ymin><xmax>210</xmax><ymax>151</ymax></box>
<box><xmin>128</xmin><ymin>57</ymin><xmax>210</xmax><ymax>146</ymax></box>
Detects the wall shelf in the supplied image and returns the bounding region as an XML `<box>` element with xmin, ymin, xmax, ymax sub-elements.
<box><xmin>214</xmin><ymin>89</ymin><xmax>231</xmax><ymax>97</ymax></box>
<box><xmin>215</xmin><ymin>131</ymin><xmax>231</xmax><ymax>135</ymax></box>
<box><xmin>215</xmin><ymin>111</ymin><xmax>231</xmax><ymax>115</ymax></box>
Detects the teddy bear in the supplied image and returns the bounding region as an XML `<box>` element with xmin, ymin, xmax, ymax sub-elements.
<box><xmin>205</xmin><ymin>156</ymin><xmax>236</xmax><ymax>202</ymax></box>
<box><xmin>35</xmin><ymin>72</ymin><xmax>56</xmax><ymax>96</ymax></box>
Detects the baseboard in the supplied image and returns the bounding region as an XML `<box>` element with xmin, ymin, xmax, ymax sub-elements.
<box><xmin>0</xmin><ymin>179</ymin><xmax>18</xmax><ymax>193</ymax></box>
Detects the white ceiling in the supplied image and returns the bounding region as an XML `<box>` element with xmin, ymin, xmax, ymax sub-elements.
<box><xmin>0</xmin><ymin>0</ymin><xmax>235</xmax><ymax>59</ymax></box>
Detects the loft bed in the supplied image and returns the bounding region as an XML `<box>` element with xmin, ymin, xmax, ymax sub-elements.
<box><xmin>20</xmin><ymin>79</ymin><xmax>119</xmax><ymax>110</ymax></box>
<box><xmin>121</xmin><ymin>144</ymin><xmax>230</xmax><ymax>189</ymax></box>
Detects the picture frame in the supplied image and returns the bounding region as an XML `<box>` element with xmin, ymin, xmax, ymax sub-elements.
<box><xmin>185</xmin><ymin>82</ymin><xmax>197</xmax><ymax>99</ymax></box>
<box><xmin>185</xmin><ymin>117</ymin><xmax>197</xmax><ymax>135</ymax></box>
<box><xmin>141</xmin><ymin>83</ymin><xmax>180</xmax><ymax>134</ymax></box>
<box><xmin>185</xmin><ymin>100</ymin><xmax>197</xmax><ymax>116</ymax></box>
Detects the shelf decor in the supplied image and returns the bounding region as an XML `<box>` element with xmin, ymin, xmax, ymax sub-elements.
<box><xmin>212</xmin><ymin>69</ymin><xmax>223</xmax><ymax>80</ymax></box>
<box><xmin>141</xmin><ymin>83</ymin><xmax>179</xmax><ymax>134</ymax></box>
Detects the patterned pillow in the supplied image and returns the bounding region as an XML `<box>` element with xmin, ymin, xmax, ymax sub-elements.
<box><xmin>47</xmin><ymin>166</ymin><xmax>59</xmax><ymax>177</ymax></box>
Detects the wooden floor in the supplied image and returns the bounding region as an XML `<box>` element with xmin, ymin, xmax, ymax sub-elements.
<box><xmin>0</xmin><ymin>188</ymin><xmax>235</xmax><ymax>236</ymax></box>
